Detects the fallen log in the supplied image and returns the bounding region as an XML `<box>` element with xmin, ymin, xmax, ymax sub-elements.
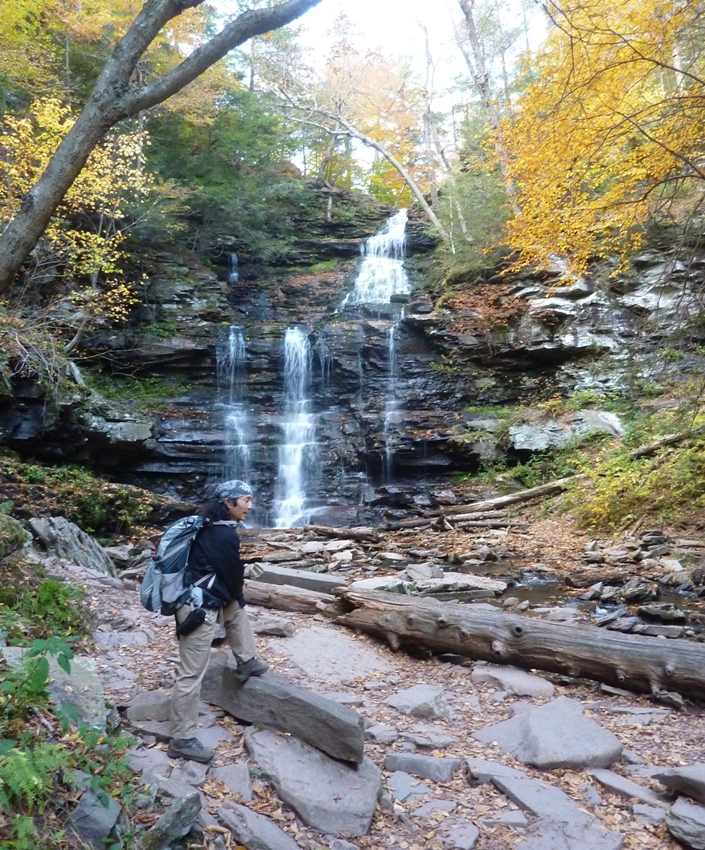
<box><xmin>424</xmin><ymin>428</ymin><xmax>705</xmax><ymax>519</ymax></box>
<box><xmin>304</xmin><ymin>524</ymin><xmax>381</xmax><ymax>543</ymax></box>
<box><xmin>243</xmin><ymin>579</ymin><xmax>340</xmax><ymax>616</ymax></box>
<box><xmin>334</xmin><ymin>588</ymin><xmax>705</xmax><ymax>701</ymax></box>
<box><xmin>427</xmin><ymin>476</ymin><xmax>578</xmax><ymax>517</ymax></box>
<box><xmin>454</xmin><ymin>520</ymin><xmax>526</xmax><ymax>529</ymax></box>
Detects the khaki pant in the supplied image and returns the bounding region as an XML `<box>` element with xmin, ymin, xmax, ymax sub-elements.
<box><xmin>169</xmin><ymin>601</ymin><xmax>258</xmax><ymax>740</ymax></box>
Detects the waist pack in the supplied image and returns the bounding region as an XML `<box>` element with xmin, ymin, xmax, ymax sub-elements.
<box><xmin>140</xmin><ymin>515</ymin><xmax>216</xmax><ymax>616</ymax></box>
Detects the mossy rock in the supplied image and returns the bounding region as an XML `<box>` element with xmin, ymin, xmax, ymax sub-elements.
<box><xmin>0</xmin><ymin>514</ymin><xmax>31</xmax><ymax>559</ymax></box>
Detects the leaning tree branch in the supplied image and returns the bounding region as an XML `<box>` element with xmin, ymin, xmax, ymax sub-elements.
<box><xmin>278</xmin><ymin>94</ymin><xmax>452</xmax><ymax>244</ymax></box>
<box><xmin>0</xmin><ymin>0</ymin><xmax>322</xmax><ymax>293</ymax></box>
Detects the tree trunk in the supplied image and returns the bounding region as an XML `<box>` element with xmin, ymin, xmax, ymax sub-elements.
<box><xmin>456</xmin><ymin>0</ymin><xmax>521</xmax><ymax>213</ymax></box>
<box><xmin>334</xmin><ymin>588</ymin><xmax>705</xmax><ymax>700</ymax></box>
<box><xmin>243</xmin><ymin>578</ymin><xmax>340</xmax><ymax>615</ymax></box>
<box><xmin>0</xmin><ymin>0</ymin><xmax>321</xmax><ymax>293</ymax></box>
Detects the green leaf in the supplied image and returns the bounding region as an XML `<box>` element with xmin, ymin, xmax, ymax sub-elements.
<box><xmin>57</xmin><ymin>653</ymin><xmax>71</xmax><ymax>674</ymax></box>
<box><xmin>28</xmin><ymin>657</ymin><xmax>49</xmax><ymax>690</ymax></box>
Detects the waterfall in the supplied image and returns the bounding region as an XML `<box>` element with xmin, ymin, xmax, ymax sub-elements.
<box><xmin>383</xmin><ymin>318</ymin><xmax>402</xmax><ymax>481</ymax></box>
<box><xmin>216</xmin><ymin>325</ymin><xmax>251</xmax><ymax>482</ymax></box>
<box><xmin>227</xmin><ymin>252</ymin><xmax>239</xmax><ymax>283</ymax></box>
<box><xmin>347</xmin><ymin>208</ymin><xmax>410</xmax><ymax>305</ymax></box>
<box><xmin>345</xmin><ymin>209</ymin><xmax>410</xmax><ymax>480</ymax></box>
<box><xmin>273</xmin><ymin>327</ymin><xmax>318</xmax><ymax>528</ymax></box>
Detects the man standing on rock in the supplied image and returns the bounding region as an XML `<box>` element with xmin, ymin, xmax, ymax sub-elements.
<box><xmin>168</xmin><ymin>479</ymin><xmax>268</xmax><ymax>763</ymax></box>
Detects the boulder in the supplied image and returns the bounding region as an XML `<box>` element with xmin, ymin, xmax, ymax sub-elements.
<box><xmin>29</xmin><ymin>516</ymin><xmax>116</xmax><ymax>576</ymax></box>
<box><xmin>201</xmin><ymin>651</ymin><xmax>365</xmax><ymax>763</ymax></box>
<box><xmin>383</xmin><ymin>753</ymin><xmax>463</xmax><ymax>782</ymax></box>
<box><xmin>219</xmin><ymin>800</ymin><xmax>300</xmax><ymax>850</ymax></box>
<box><xmin>666</xmin><ymin>797</ymin><xmax>705</xmax><ymax>849</ymax></box>
<box><xmin>244</xmin><ymin>727</ymin><xmax>381</xmax><ymax>837</ymax></box>
<box><xmin>654</xmin><ymin>764</ymin><xmax>705</xmax><ymax>805</ymax></box>
<box><xmin>473</xmin><ymin>696</ymin><xmax>623</xmax><ymax>770</ymax></box>
<box><xmin>383</xmin><ymin>684</ymin><xmax>453</xmax><ymax>720</ymax></box>
<box><xmin>68</xmin><ymin>789</ymin><xmax>122</xmax><ymax>849</ymax></box>
<box><xmin>2</xmin><ymin>647</ymin><xmax>108</xmax><ymax>730</ymax></box>
<box><xmin>136</xmin><ymin>791</ymin><xmax>201</xmax><ymax>850</ymax></box>
<box><xmin>471</xmin><ymin>663</ymin><xmax>555</xmax><ymax>698</ymax></box>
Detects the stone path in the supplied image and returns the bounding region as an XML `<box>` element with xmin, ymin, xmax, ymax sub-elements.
<box><xmin>38</xmin><ymin>522</ymin><xmax>705</xmax><ymax>850</ymax></box>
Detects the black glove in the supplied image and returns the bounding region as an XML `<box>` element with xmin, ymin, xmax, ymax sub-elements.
<box><xmin>175</xmin><ymin>607</ymin><xmax>207</xmax><ymax>637</ymax></box>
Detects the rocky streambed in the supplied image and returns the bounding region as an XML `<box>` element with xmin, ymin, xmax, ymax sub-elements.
<box><xmin>10</xmin><ymin>506</ymin><xmax>705</xmax><ymax>850</ymax></box>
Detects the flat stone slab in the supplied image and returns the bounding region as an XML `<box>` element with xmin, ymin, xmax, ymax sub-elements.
<box><xmin>386</xmin><ymin>771</ymin><xmax>429</xmax><ymax>802</ymax></box>
<box><xmin>492</xmin><ymin>775</ymin><xmax>592</xmax><ymax>824</ymax></box>
<box><xmin>666</xmin><ymin>797</ymin><xmax>705</xmax><ymax>849</ymax></box>
<box><xmin>275</xmin><ymin>626</ymin><xmax>392</xmax><ymax>684</ymax></box>
<box><xmin>383</xmin><ymin>753</ymin><xmax>463</xmax><ymax>782</ymax></box>
<box><xmin>201</xmin><ymin>651</ymin><xmax>365</xmax><ymax>763</ymax></box>
<box><xmin>654</xmin><ymin>764</ymin><xmax>705</xmax><ymax>805</ymax></box>
<box><xmin>401</xmin><ymin>722</ymin><xmax>458</xmax><ymax>748</ymax></box>
<box><xmin>244</xmin><ymin>727</ymin><xmax>380</xmax><ymax>837</ymax></box>
<box><xmin>590</xmin><ymin>769</ymin><xmax>668</xmax><ymax>808</ymax></box>
<box><xmin>473</xmin><ymin>696</ymin><xmax>623</xmax><ymax>769</ymax></box>
<box><xmin>466</xmin><ymin>758</ymin><xmax>529</xmax><ymax>785</ymax></box>
<box><xmin>384</xmin><ymin>684</ymin><xmax>453</xmax><ymax>720</ymax></box>
<box><xmin>471</xmin><ymin>664</ymin><xmax>555</xmax><ymax>698</ymax></box>
<box><xmin>250</xmin><ymin>564</ymin><xmax>345</xmax><ymax>594</ymax></box>
<box><xmin>440</xmin><ymin>822</ymin><xmax>480</xmax><ymax>849</ymax></box>
<box><xmin>210</xmin><ymin>763</ymin><xmax>253</xmax><ymax>802</ymax></box>
<box><xmin>516</xmin><ymin>817</ymin><xmax>624</xmax><ymax>850</ymax></box>
<box><xmin>219</xmin><ymin>800</ymin><xmax>300</xmax><ymax>850</ymax></box>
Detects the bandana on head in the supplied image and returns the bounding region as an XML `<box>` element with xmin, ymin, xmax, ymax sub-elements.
<box><xmin>213</xmin><ymin>479</ymin><xmax>253</xmax><ymax>501</ymax></box>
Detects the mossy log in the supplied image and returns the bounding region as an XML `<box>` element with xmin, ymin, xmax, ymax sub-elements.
<box><xmin>334</xmin><ymin>589</ymin><xmax>705</xmax><ymax>701</ymax></box>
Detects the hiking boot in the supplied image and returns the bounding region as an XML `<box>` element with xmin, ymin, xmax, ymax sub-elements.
<box><xmin>167</xmin><ymin>737</ymin><xmax>214</xmax><ymax>764</ymax></box>
<box><xmin>234</xmin><ymin>656</ymin><xmax>269</xmax><ymax>683</ymax></box>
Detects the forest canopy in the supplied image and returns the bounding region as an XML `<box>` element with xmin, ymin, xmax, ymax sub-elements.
<box><xmin>0</xmin><ymin>0</ymin><xmax>704</xmax><ymax>311</ymax></box>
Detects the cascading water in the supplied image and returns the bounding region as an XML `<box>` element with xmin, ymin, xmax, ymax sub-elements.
<box><xmin>345</xmin><ymin>209</ymin><xmax>410</xmax><ymax>305</ymax></box>
<box><xmin>216</xmin><ymin>326</ymin><xmax>251</xmax><ymax>482</ymax></box>
<box><xmin>273</xmin><ymin>327</ymin><xmax>318</xmax><ymax>527</ymax></box>
<box><xmin>346</xmin><ymin>208</ymin><xmax>410</xmax><ymax>479</ymax></box>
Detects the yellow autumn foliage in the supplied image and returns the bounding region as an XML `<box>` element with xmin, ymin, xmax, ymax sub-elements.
<box><xmin>0</xmin><ymin>97</ymin><xmax>153</xmax><ymax>322</ymax></box>
<box><xmin>500</xmin><ymin>0</ymin><xmax>705</xmax><ymax>276</ymax></box>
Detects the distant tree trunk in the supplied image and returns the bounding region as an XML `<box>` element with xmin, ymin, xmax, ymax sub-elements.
<box><xmin>456</xmin><ymin>0</ymin><xmax>521</xmax><ymax>214</ymax></box>
<box><xmin>0</xmin><ymin>0</ymin><xmax>321</xmax><ymax>294</ymax></box>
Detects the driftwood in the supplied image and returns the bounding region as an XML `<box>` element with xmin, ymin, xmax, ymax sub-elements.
<box><xmin>334</xmin><ymin>588</ymin><xmax>705</xmax><ymax>701</ymax></box>
<box><xmin>304</xmin><ymin>524</ymin><xmax>381</xmax><ymax>543</ymax></box>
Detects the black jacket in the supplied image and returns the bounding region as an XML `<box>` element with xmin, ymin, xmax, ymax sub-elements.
<box><xmin>185</xmin><ymin>522</ymin><xmax>245</xmax><ymax>607</ymax></box>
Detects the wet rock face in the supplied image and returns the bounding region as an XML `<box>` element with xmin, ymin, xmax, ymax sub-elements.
<box><xmin>2</xmin><ymin>235</ymin><xmax>704</xmax><ymax>521</ymax></box>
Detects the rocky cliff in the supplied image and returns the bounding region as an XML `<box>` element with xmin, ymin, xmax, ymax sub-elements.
<box><xmin>2</xmin><ymin>191</ymin><xmax>704</xmax><ymax>526</ymax></box>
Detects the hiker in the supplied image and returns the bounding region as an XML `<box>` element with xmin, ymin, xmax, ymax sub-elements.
<box><xmin>168</xmin><ymin>479</ymin><xmax>268</xmax><ymax>763</ymax></box>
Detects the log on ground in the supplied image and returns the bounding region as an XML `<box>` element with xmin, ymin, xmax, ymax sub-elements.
<box><xmin>334</xmin><ymin>589</ymin><xmax>705</xmax><ymax>701</ymax></box>
<box><xmin>244</xmin><ymin>579</ymin><xmax>341</xmax><ymax>616</ymax></box>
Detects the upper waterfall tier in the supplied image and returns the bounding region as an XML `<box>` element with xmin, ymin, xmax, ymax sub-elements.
<box><xmin>346</xmin><ymin>209</ymin><xmax>410</xmax><ymax>305</ymax></box>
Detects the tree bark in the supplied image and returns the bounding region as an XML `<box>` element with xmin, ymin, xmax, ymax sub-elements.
<box><xmin>243</xmin><ymin>578</ymin><xmax>340</xmax><ymax>615</ymax></box>
<box><xmin>0</xmin><ymin>0</ymin><xmax>321</xmax><ymax>292</ymax></box>
<box><xmin>334</xmin><ymin>588</ymin><xmax>705</xmax><ymax>700</ymax></box>
<box><xmin>304</xmin><ymin>524</ymin><xmax>381</xmax><ymax>543</ymax></box>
